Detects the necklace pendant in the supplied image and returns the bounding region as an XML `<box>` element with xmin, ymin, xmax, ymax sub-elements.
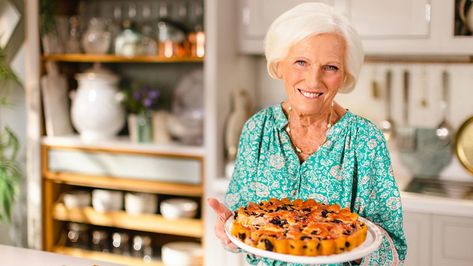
<box><xmin>295</xmin><ymin>146</ymin><xmax>302</xmax><ymax>153</ymax></box>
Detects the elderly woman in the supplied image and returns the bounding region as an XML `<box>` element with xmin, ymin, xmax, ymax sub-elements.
<box><xmin>208</xmin><ymin>3</ymin><xmax>407</xmax><ymax>265</ymax></box>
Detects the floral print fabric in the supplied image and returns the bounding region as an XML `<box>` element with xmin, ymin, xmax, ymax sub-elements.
<box><xmin>224</xmin><ymin>104</ymin><xmax>407</xmax><ymax>266</ymax></box>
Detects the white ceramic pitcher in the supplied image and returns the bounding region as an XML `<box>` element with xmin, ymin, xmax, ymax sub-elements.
<box><xmin>71</xmin><ymin>64</ymin><xmax>125</xmax><ymax>142</ymax></box>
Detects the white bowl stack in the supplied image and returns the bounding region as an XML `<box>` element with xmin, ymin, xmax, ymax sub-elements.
<box><xmin>92</xmin><ymin>189</ymin><xmax>123</xmax><ymax>212</ymax></box>
<box><xmin>124</xmin><ymin>192</ymin><xmax>158</xmax><ymax>215</ymax></box>
<box><xmin>161</xmin><ymin>242</ymin><xmax>203</xmax><ymax>266</ymax></box>
<box><xmin>63</xmin><ymin>191</ymin><xmax>91</xmax><ymax>208</ymax></box>
<box><xmin>160</xmin><ymin>198</ymin><xmax>198</xmax><ymax>219</ymax></box>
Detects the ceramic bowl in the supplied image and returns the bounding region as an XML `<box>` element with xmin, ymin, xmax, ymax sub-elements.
<box><xmin>160</xmin><ymin>198</ymin><xmax>198</xmax><ymax>219</ymax></box>
<box><xmin>63</xmin><ymin>191</ymin><xmax>91</xmax><ymax>208</ymax></box>
<box><xmin>125</xmin><ymin>192</ymin><xmax>158</xmax><ymax>215</ymax></box>
<box><xmin>92</xmin><ymin>189</ymin><xmax>123</xmax><ymax>212</ymax></box>
<box><xmin>161</xmin><ymin>242</ymin><xmax>202</xmax><ymax>266</ymax></box>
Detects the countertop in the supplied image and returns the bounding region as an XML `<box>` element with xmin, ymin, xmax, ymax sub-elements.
<box><xmin>0</xmin><ymin>245</ymin><xmax>121</xmax><ymax>266</ymax></box>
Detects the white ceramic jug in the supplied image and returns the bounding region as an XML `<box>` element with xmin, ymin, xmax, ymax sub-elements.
<box><xmin>459</xmin><ymin>0</ymin><xmax>473</xmax><ymax>32</ymax></box>
<box><xmin>71</xmin><ymin>64</ymin><xmax>125</xmax><ymax>142</ymax></box>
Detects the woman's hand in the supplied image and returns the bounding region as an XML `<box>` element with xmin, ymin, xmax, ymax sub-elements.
<box><xmin>207</xmin><ymin>198</ymin><xmax>240</xmax><ymax>252</ymax></box>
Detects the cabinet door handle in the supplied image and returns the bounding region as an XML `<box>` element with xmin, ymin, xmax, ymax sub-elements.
<box><xmin>242</xmin><ymin>7</ymin><xmax>250</xmax><ymax>26</ymax></box>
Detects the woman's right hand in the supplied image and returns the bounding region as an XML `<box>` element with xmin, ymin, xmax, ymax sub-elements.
<box><xmin>207</xmin><ymin>198</ymin><xmax>240</xmax><ymax>252</ymax></box>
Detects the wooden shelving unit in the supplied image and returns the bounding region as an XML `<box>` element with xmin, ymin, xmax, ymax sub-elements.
<box><xmin>42</xmin><ymin>141</ymin><xmax>205</xmax><ymax>265</ymax></box>
<box><xmin>53</xmin><ymin>203</ymin><xmax>203</xmax><ymax>238</ymax></box>
<box><xmin>42</xmin><ymin>54</ymin><xmax>204</xmax><ymax>63</ymax></box>
<box><xmin>53</xmin><ymin>246</ymin><xmax>164</xmax><ymax>266</ymax></box>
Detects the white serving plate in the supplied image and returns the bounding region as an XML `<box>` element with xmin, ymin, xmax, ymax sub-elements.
<box><xmin>225</xmin><ymin>216</ymin><xmax>383</xmax><ymax>264</ymax></box>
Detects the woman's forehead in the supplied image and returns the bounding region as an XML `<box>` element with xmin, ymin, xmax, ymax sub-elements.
<box><xmin>287</xmin><ymin>33</ymin><xmax>346</xmax><ymax>60</ymax></box>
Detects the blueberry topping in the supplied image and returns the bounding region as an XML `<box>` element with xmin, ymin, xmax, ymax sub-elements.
<box><xmin>264</xmin><ymin>239</ymin><xmax>274</xmax><ymax>251</ymax></box>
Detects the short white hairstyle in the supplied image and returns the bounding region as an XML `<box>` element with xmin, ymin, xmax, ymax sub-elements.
<box><xmin>265</xmin><ymin>3</ymin><xmax>364</xmax><ymax>93</ymax></box>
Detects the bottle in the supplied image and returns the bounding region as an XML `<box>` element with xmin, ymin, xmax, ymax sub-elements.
<box><xmin>65</xmin><ymin>16</ymin><xmax>81</xmax><ymax>53</ymax></box>
<box><xmin>140</xmin><ymin>8</ymin><xmax>158</xmax><ymax>57</ymax></box>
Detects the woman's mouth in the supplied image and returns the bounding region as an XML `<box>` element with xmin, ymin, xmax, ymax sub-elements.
<box><xmin>298</xmin><ymin>89</ymin><xmax>323</xmax><ymax>99</ymax></box>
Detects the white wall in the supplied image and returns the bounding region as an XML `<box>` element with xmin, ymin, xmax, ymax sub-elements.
<box><xmin>254</xmin><ymin>57</ymin><xmax>473</xmax><ymax>182</ymax></box>
<box><xmin>0</xmin><ymin>82</ymin><xmax>27</xmax><ymax>246</ymax></box>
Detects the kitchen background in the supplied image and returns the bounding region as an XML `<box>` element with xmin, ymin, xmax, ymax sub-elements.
<box><xmin>0</xmin><ymin>0</ymin><xmax>473</xmax><ymax>266</ymax></box>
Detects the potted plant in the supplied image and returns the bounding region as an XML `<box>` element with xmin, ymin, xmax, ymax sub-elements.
<box><xmin>120</xmin><ymin>84</ymin><xmax>161</xmax><ymax>143</ymax></box>
<box><xmin>0</xmin><ymin>46</ymin><xmax>21</xmax><ymax>223</ymax></box>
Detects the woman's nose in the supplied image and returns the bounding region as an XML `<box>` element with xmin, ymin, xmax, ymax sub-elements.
<box><xmin>305</xmin><ymin>68</ymin><xmax>322</xmax><ymax>89</ymax></box>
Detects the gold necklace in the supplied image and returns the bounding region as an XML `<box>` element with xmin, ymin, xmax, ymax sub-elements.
<box><xmin>285</xmin><ymin>103</ymin><xmax>333</xmax><ymax>156</ymax></box>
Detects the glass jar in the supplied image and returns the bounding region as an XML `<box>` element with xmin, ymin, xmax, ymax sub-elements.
<box><xmin>112</xmin><ymin>232</ymin><xmax>130</xmax><ymax>256</ymax></box>
<box><xmin>66</xmin><ymin>222</ymin><xmax>89</xmax><ymax>249</ymax></box>
<box><xmin>132</xmin><ymin>235</ymin><xmax>153</xmax><ymax>262</ymax></box>
<box><xmin>114</xmin><ymin>20</ymin><xmax>142</xmax><ymax>57</ymax></box>
<box><xmin>91</xmin><ymin>230</ymin><xmax>110</xmax><ymax>252</ymax></box>
<box><xmin>82</xmin><ymin>18</ymin><xmax>112</xmax><ymax>54</ymax></box>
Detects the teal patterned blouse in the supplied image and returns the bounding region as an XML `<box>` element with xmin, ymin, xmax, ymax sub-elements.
<box><xmin>224</xmin><ymin>104</ymin><xmax>407</xmax><ymax>266</ymax></box>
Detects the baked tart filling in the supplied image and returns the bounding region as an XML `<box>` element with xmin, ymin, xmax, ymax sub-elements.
<box><xmin>230</xmin><ymin>198</ymin><xmax>367</xmax><ymax>256</ymax></box>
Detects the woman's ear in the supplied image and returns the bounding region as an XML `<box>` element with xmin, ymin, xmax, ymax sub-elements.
<box><xmin>275</xmin><ymin>61</ymin><xmax>283</xmax><ymax>79</ymax></box>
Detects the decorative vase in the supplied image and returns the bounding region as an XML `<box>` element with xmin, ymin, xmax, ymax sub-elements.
<box><xmin>128</xmin><ymin>112</ymin><xmax>153</xmax><ymax>143</ymax></box>
<box><xmin>71</xmin><ymin>64</ymin><xmax>125</xmax><ymax>142</ymax></box>
<box><xmin>82</xmin><ymin>18</ymin><xmax>111</xmax><ymax>54</ymax></box>
<box><xmin>137</xmin><ymin>112</ymin><xmax>153</xmax><ymax>143</ymax></box>
<box><xmin>224</xmin><ymin>89</ymin><xmax>252</xmax><ymax>161</ymax></box>
<box><xmin>152</xmin><ymin>111</ymin><xmax>171</xmax><ymax>144</ymax></box>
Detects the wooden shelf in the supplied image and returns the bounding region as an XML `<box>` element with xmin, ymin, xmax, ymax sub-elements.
<box><xmin>44</xmin><ymin>172</ymin><xmax>203</xmax><ymax>197</ymax></box>
<box><xmin>41</xmin><ymin>135</ymin><xmax>205</xmax><ymax>158</ymax></box>
<box><xmin>53</xmin><ymin>203</ymin><xmax>203</xmax><ymax>238</ymax></box>
<box><xmin>42</xmin><ymin>54</ymin><xmax>204</xmax><ymax>63</ymax></box>
<box><xmin>53</xmin><ymin>246</ymin><xmax>164</xmax><ymax>266</ymax></box>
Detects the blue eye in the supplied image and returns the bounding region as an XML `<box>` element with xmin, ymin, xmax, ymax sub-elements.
<box><xmin>295</xmin><ymin>60</ymin><xmax>306</xmax><ymax>67</ymax></box>
<box><xmin>324</xmin><ymin>65</ymin><xmax>339</xmax><ymax>71</ymax></box>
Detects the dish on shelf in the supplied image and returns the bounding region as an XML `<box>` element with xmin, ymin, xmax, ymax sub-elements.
<box><xmin>161</xmin><ymin>241</ymin><xmax>203</xmax><ymax>266</ymax></box>
<box><xmin>168</xmin><ymin>69</ymin><xmax>204</xmax><ymax>145</ymax></box>
<box><xmin>63</xmin><ymin>190</ymin><xmax>91</xmax><ymax>208</ymax></box>
<box><xmin>92</xmin><ymin>189</ymin><xmax>123</xmax><ymax>212</ymax></box>
<box><xmin>224</xmin><ymin>216</ymin><xmax>383</xmax><ymax>264</ymax></box>
<box><xmin>124</xmin><ymin>192</ymin><xmax>158</xmax><ymax>215</ymax></box>
<box><xmin>160</xmin><ymin>198</ymin><xmax>198</xmax><ymax>219</ymax></box>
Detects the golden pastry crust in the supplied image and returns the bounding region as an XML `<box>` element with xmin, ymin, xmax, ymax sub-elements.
<box><xmin>231</xmin><ymin>198</ymin><xmax>367</xmax><ymax>256</ymax></box>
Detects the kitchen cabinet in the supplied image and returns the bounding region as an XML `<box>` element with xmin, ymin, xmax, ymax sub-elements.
<box><xmin>239</xmin><ymin>0</ymin><xmax>473</xmax><ymax>56</ymax></box>
<box><xmin>342</xmin><ymin>0</ymin><xmax>430</xmax><ymax>39</ymax></box>
<box><xmin>403</xmin><ymin>209</ymin><xmax>473</xmax><ymax>266</ymax></box>
<box><xmin>403</xmin><ymin>211</ymin><xmax>431</xmax><ymax>266</ymax></box>
<box><xmin>238</xmin><ymin>0</ymin><xmax>335</xmax><ymax>54</ymax></box>
<box><xmin>431</xmin><ymin>214</ymin><xmax>473</xmax><ymax>266</ymax></box>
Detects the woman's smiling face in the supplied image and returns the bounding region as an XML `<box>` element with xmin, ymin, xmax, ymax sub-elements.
<box><xmin>277</xmin><ymin>33</ymin><xmax>346</xmax><ymax>116</ymax></box>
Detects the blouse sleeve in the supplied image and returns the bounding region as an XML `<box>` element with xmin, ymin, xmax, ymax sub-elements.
<box><xmin>224</xmin><ymin>113</ymin><xmax>264</xmax><ymax>212</ymax></box>
<box><xmin>355</xmin><ymin>125</ymin><xmax>408</xmax><ymax>265</ymax></box>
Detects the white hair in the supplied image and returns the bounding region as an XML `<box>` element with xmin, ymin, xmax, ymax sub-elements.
<box><xmin>264</xmin><ymin>3</ymin><xmax>364</xmax><ymax>93</ymax></box>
